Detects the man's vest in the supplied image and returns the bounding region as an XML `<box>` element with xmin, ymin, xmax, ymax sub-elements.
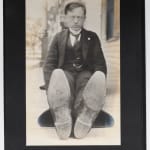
<box><xmin>63</xmin><ymin>34</ymin><xmax>84</xmax><ymax>72</ymax></box>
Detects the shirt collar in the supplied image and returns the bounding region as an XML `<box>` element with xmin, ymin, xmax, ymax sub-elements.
<box><xmin>69</xmin><ymin>28</ymin><xmax>82</xmax><ymax>35</ymax></box>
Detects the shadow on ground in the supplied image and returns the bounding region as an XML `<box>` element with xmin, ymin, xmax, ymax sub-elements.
<box><xmin>38</xmin><ymin>109</ymin><xmax>114</xmax><ymax>128</ymax></box>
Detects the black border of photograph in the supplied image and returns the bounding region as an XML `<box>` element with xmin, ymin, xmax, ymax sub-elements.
<box><xmin>4</xmin><ymin>0</ymin><xmax>146</xmax><ymax>149</ymax></box>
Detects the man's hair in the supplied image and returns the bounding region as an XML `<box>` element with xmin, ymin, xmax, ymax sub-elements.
<box><xmin>64</xmin><ymin>2</ymin><xmax>86</xmax><ymax>16</ymax></box>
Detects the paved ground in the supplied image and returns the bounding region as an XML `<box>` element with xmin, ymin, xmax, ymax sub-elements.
<box><xmin>26</xmin><ymin>39</ymin><xmax>120</xmax><ymax>145</ymax></box>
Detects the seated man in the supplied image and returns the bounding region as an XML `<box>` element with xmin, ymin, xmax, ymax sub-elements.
<box><xmin>43</xmin><ymin>2</ymin><xmax>107</xmax><ymax>139</ymax></box>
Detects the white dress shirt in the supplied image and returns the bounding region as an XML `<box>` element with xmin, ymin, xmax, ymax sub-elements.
<box><xmin>69</xmin><ymin>28</ymin><xmax>81</xmax><ymax>46</ymax></box>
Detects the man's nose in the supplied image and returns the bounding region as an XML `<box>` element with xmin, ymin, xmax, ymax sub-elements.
<box><xmin>74</xmin><ymin>17</ymin><xmax>79</xmax><ymax>24</ymax></box>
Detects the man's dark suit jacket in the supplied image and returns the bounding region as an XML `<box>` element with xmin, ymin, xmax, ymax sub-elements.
<box><xmin>43</xmin><ymin>28</ymin><xmax>107</xmax><ymax>88</ymax></box>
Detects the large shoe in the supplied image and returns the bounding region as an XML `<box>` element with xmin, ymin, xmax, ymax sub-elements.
<box><xmin>53</xmin><ymin>106</ymin><xmax>72</xmax><ymax>140</ymax></box>
<box><xmin>74</xmin><ymin>106</ymin><xmax>99</xmax><ymax>139</ymax></box>
<box><xmin>74</xmin><ymin>71</ymin><xmax>106</xmax><ymax>138</ymax></box>
<box><xmin>47</xmin><ymin>69</ymin><xmax>72</xmax><ymax>139</ymax></box>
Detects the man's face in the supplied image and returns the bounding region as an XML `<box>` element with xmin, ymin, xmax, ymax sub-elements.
<box><xmin>65</xmin><ymin>7</ymin><xmax>85</xmax><ymax>31</ymax></box>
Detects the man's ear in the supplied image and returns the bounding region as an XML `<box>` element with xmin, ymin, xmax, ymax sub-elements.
<box><xmin>83</xmin><ymin>16</ymin><xmax>86</xmax><ymax>22</ymax></box>
<box><xmin>63</xmin><ymin>15</ymin><xmax>68</xmax><ymax>26</ymax></box>
<box><xmin>83</xmin><ymin>17</ymin><xmax>86</xmax><ymax>25</ymax></box>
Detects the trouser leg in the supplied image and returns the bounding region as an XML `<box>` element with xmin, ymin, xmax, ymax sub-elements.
<box><xmin>63</xmin><ymin>70</ymin><xmax>76</xmax><ymax>108</ymax></box>
<box><xmin>73</xmin><ymin>70</ymin><xmax>92</xmax><ymax>117</ymax></box>
<box><xmin>74</xmin><ymin>71</ymin><xmax>106</xmax><ymax>138</ymax></box>
<box><xmin>47</xmin><ymin>69</ymin><xmax>74</xmax><ymax>139</ymax></box>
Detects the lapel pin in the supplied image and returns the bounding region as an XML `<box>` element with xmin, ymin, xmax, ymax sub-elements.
<box><xmin>88</xmin><ymin>37</ymin><xmax>91</xmax><ymax>40</ymax></box>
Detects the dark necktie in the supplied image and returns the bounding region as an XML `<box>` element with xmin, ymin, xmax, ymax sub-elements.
<box><xmin>70</xmin><ymin>32</ymin><xmax>81</xmax><ymax>46</ymax></box>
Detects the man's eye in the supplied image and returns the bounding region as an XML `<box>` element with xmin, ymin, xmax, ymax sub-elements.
<box><xmin>69</xmin><ymin>16</ymin><xmax>83</xmax><ymax>20</ymax></box>
<box><xmin>69</xmin><ymin>16</ymin><xmax>74</xmax><ymax>19</ymax></box>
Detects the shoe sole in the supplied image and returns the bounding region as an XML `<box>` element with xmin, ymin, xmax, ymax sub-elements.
<box><xmin>47</xmin><ymin>69</ymin><xmax>71</xmax><ymax>109</ymax></box>
<box><xmin>55</xmin><ymin>120</ymin><xmax>72</xmax><ymax>140</ymax></box>
<box><xmin>47</xmin><ymin>69</ymin><xmax>72</xmax><ymax>139</ymax></box>
<box><xmin>74</xmin><ymin>118</ymin><xmax>92</xmax><ymax>139</ymax></box>
<box><xmin>74</xmin><ymin>72</ymin><xmax>106</xmax><ymax>138</ymax></box>
<box><xmin>82</xmin><ymin>71</ymin><xmax>106</xmax><ymax>111</ymax></box>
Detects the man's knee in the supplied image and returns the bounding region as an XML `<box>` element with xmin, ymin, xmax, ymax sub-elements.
<box><xmin>48</xmin><ymin>69</ymin><xmax>70</xmax><ymax>93</ymax></box>
<box><xmin>92</xmin><ymin>71</ymin><xmax>106</xmax><ymax>82</ymax></box>
<box><xmin>51</xmin><ymin>69</ymin><xmax>65</xmax><ymax>79</ymax></box>
<box><xmin>47</xmin><ymin>69</ymin><xmax>66</xmax><ymax>90</ymax></box>
<box><xmin>48</xmin><ymin>69</ymin><xmax>69</xmax><ymax>89</ymax></box>
<box><xmin>89</xmin><ymin>71</ymin><xmax>106</xmax><ymax>94</ymax></box>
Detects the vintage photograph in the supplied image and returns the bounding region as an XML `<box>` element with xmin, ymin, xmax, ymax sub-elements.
<box><xmin>26</xmin><ymin>0</ymin><xmax>120</xmax><ymax>145</ymax></box>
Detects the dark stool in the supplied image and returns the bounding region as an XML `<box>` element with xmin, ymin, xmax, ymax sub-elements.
<box><xmin>38</xmin><ymin>109</ymin><xmax>114</xmax><ymax>128</ymax></box>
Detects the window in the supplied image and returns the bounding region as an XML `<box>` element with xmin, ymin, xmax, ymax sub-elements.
<box><xmin>106</xmin><ymin>0</ymin><xmax>114</xmax><ymax>40</ymax></box>
<box><xmin>104</xmin><ymin>0</ymin><xmax>120</xmax><ymax>41</ymax></box>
